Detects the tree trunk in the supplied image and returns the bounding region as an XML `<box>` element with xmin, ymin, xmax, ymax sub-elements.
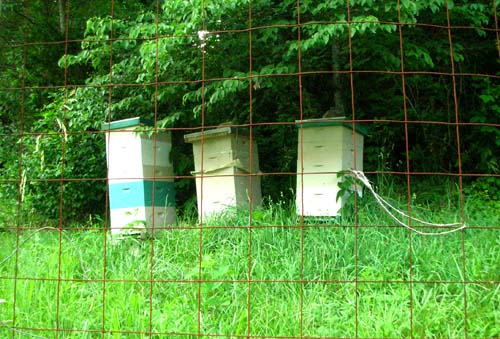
<box><xmin>58</xmin><ymin>0</ymin><xmax>65</xmax><ymax>34</ymax></box>
<box><xmin>331</xmin><ymin>39</ymin><xmax>345</xmax><ymax>116</ymax></box>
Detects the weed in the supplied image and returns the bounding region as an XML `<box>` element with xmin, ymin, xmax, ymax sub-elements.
<box><xmin>0</xmin><ymin>197</ymin><xmax>498</xmax><ymax>338</ymax></box>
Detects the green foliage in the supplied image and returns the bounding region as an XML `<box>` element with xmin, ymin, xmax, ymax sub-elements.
<box><xmin>464</xmin><ymin>77</ymin><xmax>500</xmax><ymax>175</ymax></box>
<box><xmin>464</xmin><ymin>176</ymin><xmax>500</xmax><ymax>202</ymax></box>
<box><xmin>1</xmin><ymin>199</ymin><xmax>499</xmax><ymax>337</ymax></box>
<box><xmin>336</xmin><ymin>170</ymin><xmax>364</xmax><ymax>203</ymax></box>
<box><xmin>5</xmin><ymin>89</ymin><xmax>108</xmax><ymax>221</ymax></box>
<box><xmin>1</xmin><ymin>0</ymin><xmax>498</xmax><ymax>222</ymax></box>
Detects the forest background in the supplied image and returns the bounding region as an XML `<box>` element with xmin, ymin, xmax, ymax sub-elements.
<box><xmin>0</xmin><ymin>0</ymin><xmax>499</xmax><ymax>223</ymax></box>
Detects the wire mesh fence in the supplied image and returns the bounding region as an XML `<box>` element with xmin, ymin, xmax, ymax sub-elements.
<box><xmin>1</xmin><ymin>0</ymin><xmax>499</xmax><ymax>338</ymax></box>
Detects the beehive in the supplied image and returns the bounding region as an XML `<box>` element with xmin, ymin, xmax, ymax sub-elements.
<box><xmin>102</xmin><ymin>117</ymin><xmax>176</xmax><ymax>237</ymax></box>
<box><xmin>184</xmin><ymin>127</ymin><xmax>261</xmax><ymax>219</ymax></box>
<box><xmin>296</xmin><ymin>118</ymin><xmax>367</xmax><ymax>217</ymax></box>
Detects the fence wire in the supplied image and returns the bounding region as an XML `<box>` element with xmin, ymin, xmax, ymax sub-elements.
<box><xmin>1</xmin><ymin>0</ymin><xmax>499</xmax><ymax>338</ymax></box>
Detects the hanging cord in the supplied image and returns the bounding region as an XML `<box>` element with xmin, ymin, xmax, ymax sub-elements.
<box><xmin>349</xmin><ymin>170</ymin><xmax>466</xmax><ymax>236</ymax></box>
<box><xmin>1</xmin><ymin>227</ymin><xmax>88</xmax><ymax>273</ymax></box>
<box><xmin>0</xmin><ymin>319</ymin><xmax>48</xmax><ymax>339</ymax></box>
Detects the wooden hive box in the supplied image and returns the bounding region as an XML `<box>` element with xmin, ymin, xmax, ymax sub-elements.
<box><xmin>296</xmin><ymin>118</ymin><xmax>367</xmax><ymax>217</ymax></box>
<box><xmin>184</xmin><ymin>127</ymin><xmax>261</xmax><ymax>219</ymax></box>
<box><xmin>102</xmin><ymin>117</ymin><xmax>176</xmax><ymax>237</ymax></box>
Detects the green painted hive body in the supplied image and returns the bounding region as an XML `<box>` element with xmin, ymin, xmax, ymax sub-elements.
<box><xmin>102</xmin><ymin>117</ymin><xmax>176</xmax><ymax>236</ymax></box>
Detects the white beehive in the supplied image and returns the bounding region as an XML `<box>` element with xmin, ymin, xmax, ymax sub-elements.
<box><xmin>184</xmin><ymin>127</ymin><xmax>261</xmax><ymax>219</ymax></box>
<box><xmin>296</xmin><ymin>118</ymin><xmax>367</xmax><ymax>217</ymax></box>
<box><xmin>102</xmin><ymin>117</ymin><xmax>176</xmax><ymax>237</ymax></box>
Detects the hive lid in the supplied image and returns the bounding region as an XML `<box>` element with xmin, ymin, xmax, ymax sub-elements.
<box><xmin>184</xmin><ymin>126</ymin><xmax>250</xmax><ymax>143</ymax></box>
<box><xmin>102</xmin><ymin>117</ymin><xmax>154</xmax><ymax>131</ymax></box>
<box><xmin>295</xmin><ymin>117</ymin><xmax>368</xmax><ymax>136</ymax></box>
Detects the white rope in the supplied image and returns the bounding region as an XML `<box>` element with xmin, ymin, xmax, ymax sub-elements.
<box><xmin>349</xmin><ymin>170</ymin><xmax>466</xmax><ymax>236</ymax></box>
<box><xmin>0</xmin><ymin>320</ymin><xmax>48</xmax><ymax>339</ymax></box>
<box><xmin>0</xmin><ymin>227</ymin><xmax>56</xmax><ymax>267</ymax></box>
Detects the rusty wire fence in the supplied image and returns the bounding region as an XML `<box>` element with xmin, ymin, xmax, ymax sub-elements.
<box><xmin>1</xmin><ymin>0</ymin><xmax>499</xmax><ymax>338</ymax></box>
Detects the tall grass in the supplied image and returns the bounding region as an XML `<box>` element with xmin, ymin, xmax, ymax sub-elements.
<box><xmin>0</xmin><ymin>188</ymin><xmax>499</xmax><ymax>338</ymax></box>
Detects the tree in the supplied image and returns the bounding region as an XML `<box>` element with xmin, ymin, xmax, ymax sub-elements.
<box><xmin>2</xmin><ymin>0</ymin><xmax>499</xmax><ymax>221</ymax></box>
<box><xmin>0</xmin><ymin>0</ymin><xmax>150</xmax><ymax>221</ymax></box>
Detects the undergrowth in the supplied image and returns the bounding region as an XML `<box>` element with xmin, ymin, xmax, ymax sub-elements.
<box><xmin>0</xmin><ymin>188</ymin><xmax>499</xmax><ymax>338</ymax></box>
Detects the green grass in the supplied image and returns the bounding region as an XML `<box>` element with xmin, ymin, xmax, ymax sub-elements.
<box><xmin>0</xmin><ymin>195</ymin><xmax>499</xmax><ymax>338</ymax></box>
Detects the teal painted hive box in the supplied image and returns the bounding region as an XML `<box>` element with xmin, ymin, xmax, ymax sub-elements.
<box><xmin>296</xmin><ymin>117</ymin><xmax>367</xmax><ymax>217</ymax></box>
<box><xmin>102</xmin><ymin>117</ymin><xmax>176</xmax><ymax>237</ymax></box>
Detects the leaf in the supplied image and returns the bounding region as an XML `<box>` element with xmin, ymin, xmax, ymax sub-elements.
<box><xmin>479</xmin><ymin>94</ymin><xmax>495</xmax><ymax>104</ymax></box>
